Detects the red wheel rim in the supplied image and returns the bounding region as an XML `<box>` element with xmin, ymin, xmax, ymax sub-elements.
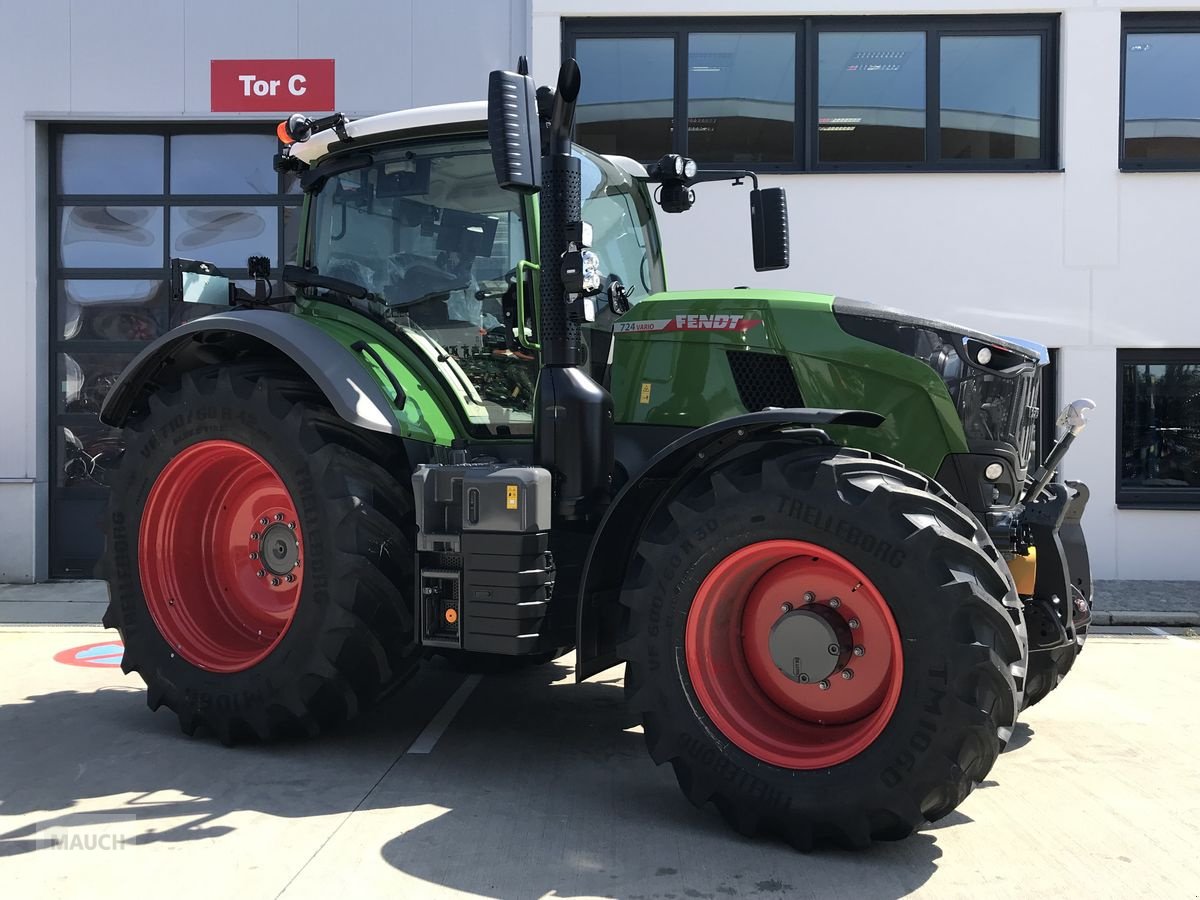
<box><xmin>685</xmin><ymin>540</ymin><xmax>903</xmax><ymax>769</ymax></box>
<box><xmin>139</xmin><ymin>440</ymin><xmax>304</xmax><ymax>673</ymax></box>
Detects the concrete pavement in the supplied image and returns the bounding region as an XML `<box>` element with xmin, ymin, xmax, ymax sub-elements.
<box><xmin>0</xmin><ymin>626</ymin><xmax>1197</xmax><ymax>899</ymax></box>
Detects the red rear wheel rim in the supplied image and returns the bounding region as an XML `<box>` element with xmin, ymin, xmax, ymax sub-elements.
<box><xmin>684</xmin><ymin>540</ymin><xmax>903</xmax><ymax>769</ymax></box>
<box><xmin>139</xmin><ymin>440</ymin><xmax>304</xmax><ymax>673</ymax></box>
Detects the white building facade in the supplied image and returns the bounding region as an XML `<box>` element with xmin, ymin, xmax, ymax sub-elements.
<box><xmin>2</xmin><ymin>0</ymin><xmax>1198</xmax><ymax>581</ymax></box>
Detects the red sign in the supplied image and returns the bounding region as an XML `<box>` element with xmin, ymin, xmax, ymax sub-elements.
<box><xmin>211</xmin><ymin>59</ymin><xmax>335</xmax><ymax>112</ymax></box>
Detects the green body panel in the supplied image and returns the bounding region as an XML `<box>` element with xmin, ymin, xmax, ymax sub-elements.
<box><xmin>611</xmin><ymin>290</ymin><xmax>969</xmax><ymax>477</ymax></box>
<box><xmin>295</xmin><ymin>300</ymin><xmax>463</xmax><ymax>446</ymax></box>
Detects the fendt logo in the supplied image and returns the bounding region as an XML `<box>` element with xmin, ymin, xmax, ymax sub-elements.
<box><xmin>614</xmin><ymin>315</ymin><xmax>763</xmax><ymax>334</ymax></box>
<box><xmin>211</xmin><ymin>59</ymin><xmax>335</xmax><ymax>112</ymax></box>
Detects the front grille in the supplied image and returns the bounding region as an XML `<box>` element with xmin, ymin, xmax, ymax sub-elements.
<box><xmin>726</xmin><ymin>351</ymin><xmax>804</xmax><ymax>411</ymax></box>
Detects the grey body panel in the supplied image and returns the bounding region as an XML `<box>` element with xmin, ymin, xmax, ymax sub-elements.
<box><xmin>98</xmin><ymin>308</ymin><xmax>404</xmax><ymax>436</ymax></box>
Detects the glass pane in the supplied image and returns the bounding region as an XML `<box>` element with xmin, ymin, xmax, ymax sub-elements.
<box><xmin>1124</xmin><ymin>33</ymin><xmax>1200</xmax><ymax>162</ymax></box>
<box><xmin>59</xmin><ymin>206</ymin><xmax>164</xmax><ymax>268</ymax></box>
<box><xmin>51</xmin><ymin>493</ymin><xmax>110</xmax><ymax>577</ymax></box>
<box><xmin>170</xmin><ymin>134</ymin><xmax>279</xmax><ymax>194</ymax></box>
<box><xmin>576</xmin><ymin>37</ymin><xmax>675</xmax><ymax>161</ymax></box>
<box><xmin>283</xmin><ymin>204</ymin><xmax>301</xmax><ymax>265</ymax></box>
<box><xmin>687</xmin><ymin>33</ymin><xmax>795</xmax><ymax>163</ymax></box>
<box><xmin>818</xmin><ymin>31</ymin><xmax>926</xmax><ymax>163</ymax></box>
<box><xmin>58</xmin><ymin>424</ymin><xmax>125</xmax><ymax>488</ymax></box>
<box><xmin>58</xmin><ymin>351</ymin><xmax>135</xmax><ymax>414</ymax></box>
<box><xmin>308</xmin><ymin>139</ymin><xmax>534</xmax><ymax>434</ymax></box>
<box><xmin>941</xmin><ymin>35</ymin><xmax>1041</xmax><ymax>160</ymax></box>
<box><xmin>59</xmin><ymin>279</ymin><xmax>166</xmax><ymax>341</ymax></box>
<box><xmin>170</xmin><ymin>206</ymin><xmax>279</xmax><ymax>268</ymax></box>
<box><xmin>59</xmin><ymin>134</ymin><xmax>164</xmax><ymax>194</ymax></box>
<box><xmin>1121</xmin><ymin>361</ymin><xmax>1200</xmax><ymax>490</ymax></box>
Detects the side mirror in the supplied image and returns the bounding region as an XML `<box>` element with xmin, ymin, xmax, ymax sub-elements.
<box><xmin>171</xmin><ymin>258</ymin><xmax>234</xmax><ymax>305</ymax></box>
<box><xmin>487</xmin><ymin>68</ymin><xmax>542</xmax><ymax>194</ymax></box>
<box><xmin>750</xmin><ymin>187</ymin><xmax>789</xmax><ymax>272</ymax></box>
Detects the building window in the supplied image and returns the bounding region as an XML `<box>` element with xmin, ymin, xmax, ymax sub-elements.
<box><xmin>1122</xmin><ymin>15</ymin><xmax>1200</xmax><ymax>170</ymax></box>
<box><xmin>1118</xmin><ymin>350</ymin><xmax>1200</xmax><ymax>507</ymax></box>
<box><xmin>575</xmin><ymin>36</ymin><xmax>675</xmax><ymax>161</ymax></box>
<box><xmin>564</xmin><ymin>15</ymin><xmax>1059</xmax><ymax>172</ymax></box>
<box><xmin>817</xmin><ymin>30</ymin><xmax>926</xmax><ymax>164</ymax></box>
<box><xmin>688</xmin><ymin>31</ymin><xmax>797</xmax><ymax>164</ymax></box>
<box><xmin>49</xmin><ymin>126</ymin><xmax>301</xmax><ymax>577</ymax></box>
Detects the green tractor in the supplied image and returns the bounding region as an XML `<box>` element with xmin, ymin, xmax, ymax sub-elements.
<box><xmin>98</xmin><ymin>59</ymin><xmax>1093</xmax><ymax>848</ymax></box>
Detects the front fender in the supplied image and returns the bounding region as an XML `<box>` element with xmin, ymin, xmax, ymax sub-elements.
<box><xmin>99</xmin><ymin>309</ymin><xmax>406</xmax><ymax>436</ymax></box>
<box><xmin>574</xmin><ymin>408</ymin><xmax>884</xmax><ymax>681</ymax></box>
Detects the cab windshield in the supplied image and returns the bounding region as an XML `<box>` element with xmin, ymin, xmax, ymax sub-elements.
<box><xmin>305</xmin><ymin>136</ymin><xmax>663</xmax><ymax>435</ymax></box>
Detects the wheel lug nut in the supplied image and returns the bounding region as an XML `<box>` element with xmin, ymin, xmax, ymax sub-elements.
<box><xmin>271</xmin><ymin>577</ymin><xmax>281</xmax><ymax>586</ymax></box>
<box><xmin>848</xmin><ymin>618</ymin><xmax>860</xmax><ymax>629</ymax></box>
<box><xmin>256</xmin><ymin>569</ymin><xmax>265</xmax><ymax>578</ymax></box>
<box><xmin>828</xmin><ymin>597</ymin><xmax>841</xmax><ymax>609</ymax></box>
<box><xmin>288</xmin><ymin>522</ymin><xmax>296</xmax><ymax>530</ymax></box>
<box><xmin>841</xmin><ymin>669</ymin><xmax>854</xmax><ymax>680</ymax></box>
<box><xmin>275</xmin><ymin>512</ymin><xmax>285</xmax><ymax>521</ymax></box>
<box><xmin>803</xmin><ymin>591</ymin><xmax>815</xmax><ymax>604</ymax></box>
<box><xmin>780</xmin><ymin>603</ymin><xmax>792</xmax><ymax>613</ymax></box>
<box><xmin>285</xmin><ymin>574</ymin><xmax>295</xmax><ymax>584</ymax></box>
<box><xmin>250</xmin><ymin>532</ymin><xmax>260</xmax><ymax>540</ymax></box>
<box><xmin>259</xmin><ymin>517</ymin><xmax>269</xmax><ymax>526</ymax></box>
<box><xmin>853</xmin><ymin>645</ymin><xmax>865</xmax><ymax>657</ymax></box>
<box><xmin>249</xmin><ymin>551</ymin><xmax>259</xmax><ymax>561</ymax></box>
<box><xmin>818</xmin><ymin>680</ymin><xmax>830</xmax><ymax>691</ymax></box>
<box><xmin>827</xmin><ymin>643</ymin><xmax>840</xmax><ymax>655</ymax></box>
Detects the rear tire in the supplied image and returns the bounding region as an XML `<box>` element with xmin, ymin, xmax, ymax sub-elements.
<box><xmin>101</xmin><ymin>363</ymin><xmax>418</xmax><ymax>743</ymax></box>
<box><xmin>619</xmin><ymin>445</ymin><xmax>1024</xmax><ymax>848</ymax></box>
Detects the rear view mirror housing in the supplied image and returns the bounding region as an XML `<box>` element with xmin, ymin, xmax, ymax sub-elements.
<box><xmin>750</xmin><ymin>187</ymin><xmax>789</xmax><ymax>272</ymax></box>
<box><xmin>171</xmin><ymin>258</ymin><xmax>234</xmax><ymax>306</ymax></box>
<box><xmin>487</xmin><ymin>67</ymin><xmax>542</xmax><ymax>195</ymax></box>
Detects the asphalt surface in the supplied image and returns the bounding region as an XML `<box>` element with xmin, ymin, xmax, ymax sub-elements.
<box><xmin>0</xmin><ymin>626</ymin><xmax>1197</xmax><ymax>899</ymax></box>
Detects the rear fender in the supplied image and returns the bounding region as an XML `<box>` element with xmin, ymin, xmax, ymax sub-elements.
<box><xmin>99</xmin><ymin>309</ymin><xmax>407</xmax><ymax>435</ymax></box>
<box><xmin>574</xmin><ymin>408</ymin><xmax>884</xmax><ymax>681</ymax></box>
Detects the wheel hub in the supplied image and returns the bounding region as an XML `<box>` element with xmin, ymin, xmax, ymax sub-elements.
<box><xmin>768</xmin><ymin>605</ymin><xmax>851</xmax><ymax>684</ymax></box>
<box><xmin>684</xmin><ymin>540</ymin><xmax>903</xmax><ymax>769</ymax></box>
<box><xmin>139</xmin><ymin>440</ymin><xmax>304</xmax><ymax>673</ymax></box>
<box><xmin>259</xmin><ymin>521</ymin><xmax>299</xmax><ymax>576</ymax></box>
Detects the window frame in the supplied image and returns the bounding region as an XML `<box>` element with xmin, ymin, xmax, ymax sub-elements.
<box><xmin>1119</xmin><ymin>13</ymin><xmax>1200</xmax><ymax>173</ymax></box>
<box><xmin>48</xmin><ymin>122</ymin><xmax>302</xmax><ymax>577</ymax></box>
<box><xmin>1116</xmin><ymin>348</ymin><xmax>1200</xmax><ymax>509</ymax></box>
<box><xmin>563</xmin><ymin>14</ymin><xmax>1060</xmax><ymax>173</ymax></box>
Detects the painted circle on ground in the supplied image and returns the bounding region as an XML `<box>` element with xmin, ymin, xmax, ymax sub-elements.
<box><xmin>54</xmin><ymin>641</ymin><xmax>125</xmax><ymax>668</ymax></box>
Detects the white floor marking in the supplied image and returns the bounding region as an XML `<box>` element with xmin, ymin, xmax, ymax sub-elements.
<box><xmin>406</xmin><ymin>674</ymin><xmax>483</xmax><ymax>755</ymax></box>
<box><xmin>1147</xmin><ymin>626</ymin><xmax>1191</xmax><ymax>644</ymax></box>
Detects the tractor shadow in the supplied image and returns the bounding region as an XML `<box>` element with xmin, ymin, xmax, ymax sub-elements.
<box><xmin>0</xmin><ymin>658</ymin><xmax>946</xmax><ymax>898</ymax></box>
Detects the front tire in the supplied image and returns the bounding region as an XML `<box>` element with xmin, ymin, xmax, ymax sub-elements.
<box><xmin>101</xmin><ymin>364</ymin><xmax>418</xmax><ymax>743</ymax></box>
<box><xmin>619</xmin><ymin>446</ymin><xmax>1024</xmax><ymax>848</ymax></box>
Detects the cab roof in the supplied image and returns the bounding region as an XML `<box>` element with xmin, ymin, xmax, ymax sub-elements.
<box><xmin>289</xmin><ymin>100</ymin><xmax>487</xmax><ymax>165</ymax></box>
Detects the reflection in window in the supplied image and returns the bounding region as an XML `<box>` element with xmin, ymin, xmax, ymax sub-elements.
<box><xmin>687</xmin><ymin>33</ymin><xmax>795</xmax><ymax>163</ymax></box>
<box><xmin>59</xmin><ymin>134</ymin><xmax>164</xmax><ymax>194</ymax></box>
<box><xmin>58</xmin><ymin>351</ymin><xmax>135</xmax><ymax>415</ymax></box>
<box><xmin>941</xmin><ymin>35</ymin><xmax>1041</xmax><ymax>160</ymax></box>
<box><xmin>171</xmin><ymin>134</ymin><xmax>279</xmax><ymax>194</ymax></box>
<box><xmin>1121</xmin><ymin>358</ymin><xmax>1200</xmax><ymax>496</ymax></box>
<box><xmin>576</xmin><ymin>37</ymin><xmax>675</xmax><ymax>160</ymax></box>
<box><xmin>1124</xmin><ymin>32</ymin><xmax>1200</xmax><ymax>162</ymax></box>
<box><xmin>818</xmin><ymin>31</ymin><xmax>926</xmax><ymax>163</ymax></box>
<box><xmin>59</xmin><ymin>206</ymin><xmax>164</xmax><ymax>268</ymax></box>
<box><xmin>59</xmin><ymin>280</ymin><xmax>164</xmax><ymax>341</ymax></box>
<box><xmin>170</xmin><ymin>206</ymin><xmax>277</xmax><ymax>268</ymax></box>
<box><xmin>59</xmin><ymin>425</ymin><xmax>125</xmax><ymax>488</ymax></box>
